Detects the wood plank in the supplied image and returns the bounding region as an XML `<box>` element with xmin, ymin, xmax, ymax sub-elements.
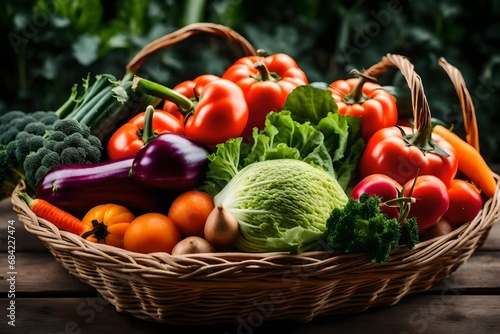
<box><xmin>0</xmin><ymin>197</ymin><xmax>46</xmax><ymax>252</ymax></box>
<box><xmin>1</xmin><ymin>295</ymin><xmax>499</xmax><ymax>334</ymax></box>
<box><xmin>480</xmin><ymin>221</ymin><xmax>500</xmax><ymax>251</ymax></box>
<box><xmin>0</xmin><ymin>252</ymin><xmax>95</xmax><ymax>295</ymax></box>
<box><xmin>429</xmin><ymin>252</ymin><xmax>500</xmax><ymax>293</ymax></box>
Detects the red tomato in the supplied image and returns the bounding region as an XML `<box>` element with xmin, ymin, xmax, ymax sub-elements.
<box><xmin>350</xmin><ymin>174</ymin><xmax>402</xmax><ymax>219</ymax></box>
<box><xmin>168</xmin><ymin>190</ymin><xmax>215</xmax><ymax>238</ymax></box>
<box><xmin>403</xmin><ymin>175</ymin><xmax>450</xmax><ymax>234</ymax></box>
<box><xmin>107</xmin><ymin>107</ymin><xmax>184</xmax><ymax>160</ymax></box>
<box><xmin>359</xmin><ymin>126</ymin><xmax>458</xmax><ymax>187</ymax></box>
<box><xmin>123</xmin><ymin>213</ymin><xmax>181</xmax><ymax>254</ymax></box>
<box><xmin>444</xmin><ymin>179</ymin><xmax>482</xmax><ymax>228</ymax></box>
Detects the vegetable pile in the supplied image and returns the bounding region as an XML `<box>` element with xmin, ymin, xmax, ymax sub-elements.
<box><xmin>7</xmin><ymin>51</ymin><xmax>497</xmax><ymax>263</ymax></box>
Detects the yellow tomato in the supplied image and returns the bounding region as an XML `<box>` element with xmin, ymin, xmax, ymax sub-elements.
<box><xmin>81</xmin><ymin>203</ymin><xmax>135</xmax><ymax>249</ymax></box>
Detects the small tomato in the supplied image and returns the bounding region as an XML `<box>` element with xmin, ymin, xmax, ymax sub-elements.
<box><xmin>81</xmin><ymin>203</ymin><xmax>136</xmax><ymax>249</ymax></box>
<box><xmin>444</xmin><ymin>179</ymin><xmax>482</xmax><ymax>228</ymax></box>
<box><xmin>168</xmin><ymin>190</ymin><xmax>215</xmax><ymax>238</ymax></box>
<box><xmin>403</xmin><ymin>175</ymin><xmax>450</xmax><ymax>234</ymax></box>
<box><xmin>123</xmin><ymin>213</ymin><xmax>181</xmax><ymax>254</ymax></box>
<box><xmin>350</xmin><ymin>174</ymin><xmax>402</xmax><ymax>219</ymax></box>
<box><xmin>359</xmin><ymin>126</ymin><xmax>458</xmax><ymax>187</ymax></box>
<box><xmin>107</xmin><ymin>106</ymin><xmax>184</xmax><ymax>160</ymax></box>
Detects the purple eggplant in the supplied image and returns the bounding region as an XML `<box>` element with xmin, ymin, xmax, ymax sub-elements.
<box><xmin>131</xmin><ymin>133</ymin><xmax>210</xmax><ymax>191</ymax></box>
<box><xmin>36</xmin><ymin>157</ymin><xmax>176</xmax><ymax>216</ymax></box>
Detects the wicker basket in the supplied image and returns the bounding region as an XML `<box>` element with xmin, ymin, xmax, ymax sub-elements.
<box><xmin>11</xmin><ymin>23</ymin><xmax>500</xmax><ymax>326</ymax></box>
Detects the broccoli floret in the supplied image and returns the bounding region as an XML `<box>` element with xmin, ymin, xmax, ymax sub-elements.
<box><xmin>0</xmin><ymin>110</ymin><xmax>58</xmax><ymax>145</ymax></box>
<box><xmin>63</xmin><ymin>132</ymin><xmax>86</xmax><ymax>147</ymax></box>
<box><xmin>14</xmin><ymin>132</ymin><xmax>45</xmax><ymax>165</ymax></box>
<box><xmin>54</xmin><ymin>118</ymin><xmax>84</xmax><ymax>136</ymax></box>
<box><xmin>0</xmin><ymin>110</ymin><xmax>26</xmax><ymax>125</ymax></box>
<box><xmin>23</xmin><ymin>148</ymin><xmax>52</xmax><ymax>188</ymax></box>
<box><xmin>85</xmin><ymin>145</ymin><xmax>101</xmax><ymax>162</ymax></box>
<box><xmin>0</xmin><ymin>114</ymin><xmax>36</xmax><ymax>145</ymax></box>
<box><xmin>48</xmin><ymin>130</ymin><xmax>67</xmax><ymax>142</ymax></box>
<box><xmin>80</xmin><ymin>123</ymin><xmax>91</xmax><ymax>138</ymax></box>
<box><xmin>40</xmin><ymin>151</ymin><xmax>60</xmax><ymax>170</ymax></box>
<box><xmin>322</xmin><ymin>193</ymin><xmax>419</xmax><ymax>263</ymax></box>
<box><xmin>60</xmin><ymin>146</ymin><xmax>86</xmax><ymax>164</ymax></box>
<box><xmin>23</xmin><ymin>122</ymin><xmax>50</xmax><ymax>137</ymax></box>
<box><xmin>32</xmin><ymin>111</ymin><xmax>59</xmax><ymax>125</ymax></box>
<box><xmin>0</xmin><ymin>149</ymin><xmax>24</xmax><ymax>198</ymax></box>
<box><xmin>86</xmin><ymin>135</ymin><xmax>103</xmax><ymax>151</ymax></box>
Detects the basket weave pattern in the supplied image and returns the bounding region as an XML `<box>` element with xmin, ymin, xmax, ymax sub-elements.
<box><xmin>11</xmin><ymin>24</ymin><xmax>500</xmax><ymax>325</ymax></box>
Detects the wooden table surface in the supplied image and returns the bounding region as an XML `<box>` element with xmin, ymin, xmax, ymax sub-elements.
<box><xmin>1</xmin><ymin>194</ymin><xmax>499</xmax><ymax>334</ymax></box>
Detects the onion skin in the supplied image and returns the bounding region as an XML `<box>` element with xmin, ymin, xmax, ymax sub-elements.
<box><xmin>171</xmin><ymin>236</ymin><xmax>215</xmax><ymax>255</ymax></box>
<box><xmin>204</xmin><ymin>204</ymin><xmax>239</xmax><ymax>248</ymax></box>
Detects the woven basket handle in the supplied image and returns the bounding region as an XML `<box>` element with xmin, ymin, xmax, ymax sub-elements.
<box><xmin>438</xmin><ymin>57</ymin><xmax>480</xmax><ymax>151</ymax></box>
<box><xmin>126</xmin><ymin>22</ymin><xmax>258</xmax><ymax>74</ymax></box>
<box><xmin>363</xmin><ymin>53</ymin><xmax>432</xmax><ymax>133</ymax></box>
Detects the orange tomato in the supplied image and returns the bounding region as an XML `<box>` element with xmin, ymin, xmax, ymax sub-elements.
<box><xmin>123</xmin><ymin>213</ymin><xmax>181</xmax><ymax>254</ymax></box>
<box><xmin>168</xmin><ymin>190</ymin><xmax>215</xmax><ymax>238</ymax></box>
<box><xmin>81</xmin><ymin>203</ymin><xmax>135</xmax><ymax>249</ymax></box>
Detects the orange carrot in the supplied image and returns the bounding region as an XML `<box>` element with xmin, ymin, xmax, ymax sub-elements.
<box><xmin>17</xmin><ymin>192</ymin><xmax>88</xmax><ymax>236</ymax></box>
<box><xmin>433</xmin><ymin>125</ymin><xmax>497</xmax><ymax>198</ymax></box>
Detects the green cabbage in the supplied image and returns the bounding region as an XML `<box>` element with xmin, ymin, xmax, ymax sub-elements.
<box><xmin>214</xmin><ymin>159</ymin><xmax>348</xmax><ymax>253</ymax></box>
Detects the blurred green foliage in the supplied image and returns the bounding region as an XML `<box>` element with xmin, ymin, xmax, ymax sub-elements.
<box><xmin>1</xmin><ymin>0</ymin><xmax>499</xmax><ymax>163</ymax></box>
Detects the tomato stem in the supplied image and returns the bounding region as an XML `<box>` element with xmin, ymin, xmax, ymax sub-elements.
<box><xmin>81</xmin><ymin>219</ymin><xmax>109</xmax><ymax>241</ymax></box>
<box><xmin>133</xmin><ymin>76</ymin><xmax>194</xmax><ymax>113</ymax></box>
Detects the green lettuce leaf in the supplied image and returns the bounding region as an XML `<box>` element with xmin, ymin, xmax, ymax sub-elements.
<box><xmin>202</xmin><ymin>84</ymin><xmax>364</xmax><ymax>196</ymax></box>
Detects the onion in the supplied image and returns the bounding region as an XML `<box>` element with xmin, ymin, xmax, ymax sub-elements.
<box><xmin>204</xmin><ymin>204</ymin><xmax>239</xmax><ymax>248</ymax></box>
<box><xmin>171</xmin><ymin>236</ymin><xmax>215</xmax><ymax>255</ymax></box>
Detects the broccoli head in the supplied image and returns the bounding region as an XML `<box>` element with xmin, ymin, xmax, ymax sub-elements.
<box><xmin>0</xmin><ymin>110</ymin><xmax>57</xmax><ymax>145</ymax></box>
<box><xmin>20</xmin><ymin>118</ymin><xmax>103</xmax><ymax>188</ymax></box>
<box><xmin>0</xmin><ymin>148</ymin><xmax>24</xmax><ymax>198</ymax></box>
<box><xmin>322</xmin><ymin>193</ymin><xmax>419</xmax><ymax>263</ymax></box>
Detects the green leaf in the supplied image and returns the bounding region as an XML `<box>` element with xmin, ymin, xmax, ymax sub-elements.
<box><xmin>282</xmin><ymin>85</ymin><xmax>338</xmax><ymax>124</ymax></box>
<box><xmin>203</xmin><ymin>137</ymin><xmax>248</xmax><ymax>197</ymax></box>
<box><xmin>244</xmin><ymin>111</ymin><xmax>335</xmax><ymax>177</ymax></box>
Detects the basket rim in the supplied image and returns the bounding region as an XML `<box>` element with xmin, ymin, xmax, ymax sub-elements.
<box><xmin>11</xmin><ymin>171</ymin><xmax>500</xmax><ymax>279</ymax></box>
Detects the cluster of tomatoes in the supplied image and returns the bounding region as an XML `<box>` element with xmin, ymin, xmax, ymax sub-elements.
<box><xmin>79</xmin><ymin>190</ymin><xmax>215</xmax><ymax>255</ymax></box>
<box><xmin>328</xmin><ymin>70</ymin><xmax>485</xmax><ymax>238</ymax></box>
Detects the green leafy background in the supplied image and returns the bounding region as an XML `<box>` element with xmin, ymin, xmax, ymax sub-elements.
<box><xmin>1</xmin><ymin>0</ymin><xmax>499</xmax><ymax>163</ymax></box>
